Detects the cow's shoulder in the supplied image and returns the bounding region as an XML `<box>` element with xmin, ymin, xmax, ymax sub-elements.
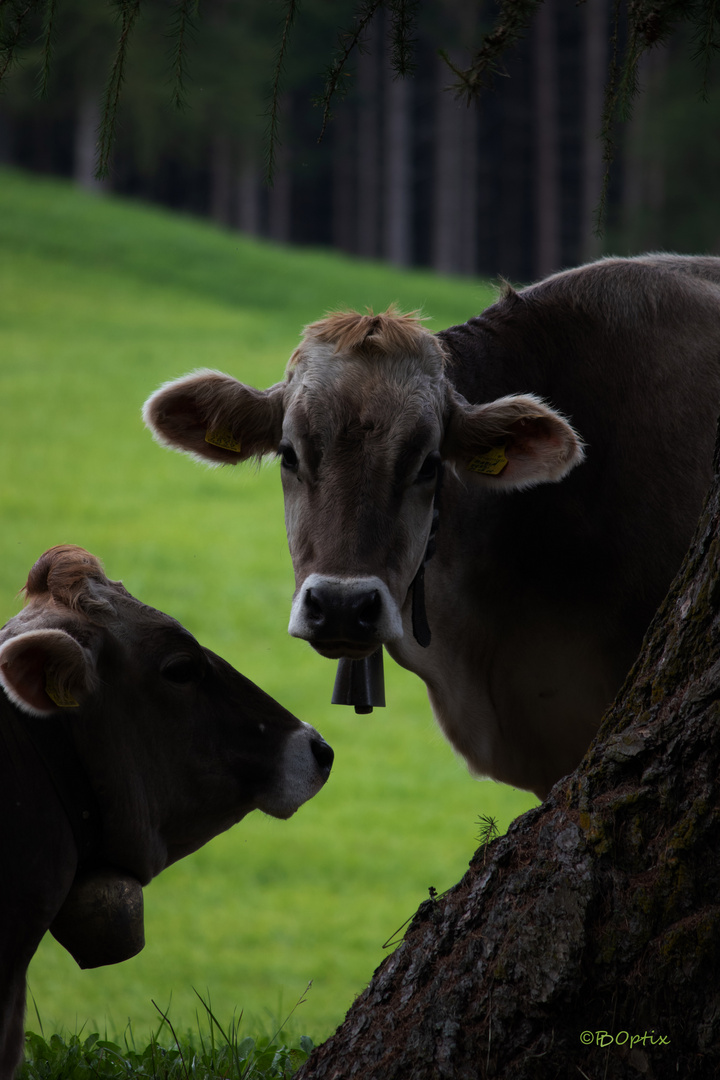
<box><xmin>438</xmin><ymin>255</ymin><xmax>720</xmax><ymax>406</ymax></box>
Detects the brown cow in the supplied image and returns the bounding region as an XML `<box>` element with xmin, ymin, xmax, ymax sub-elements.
<box><xmin>144</xmin><ymin>254</ymin><xmax>720</xmax><ymax>800</ymax></box>
<box><xmin>0</xmin><ymin>546</ymin><xmax>332</xmax><ymax>1080</ymax></box>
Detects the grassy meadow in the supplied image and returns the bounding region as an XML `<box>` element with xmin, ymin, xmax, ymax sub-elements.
<box><xmin>0</xmin><ymin>167</ymin><xmax>539</xmax><ymax>1046</ymax></box>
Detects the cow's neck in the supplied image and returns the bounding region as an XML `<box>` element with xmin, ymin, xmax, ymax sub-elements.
<box><xmin>410</xmin><ymin>461</ymin><xmax>444</xmax><ymax>648</ymax></box>
<box><xmin>16</xmin><ymin>711</ymin><xmax>102</xmax><ymax>865</ymax></box>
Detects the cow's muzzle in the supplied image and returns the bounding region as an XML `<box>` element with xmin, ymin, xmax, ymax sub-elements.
<box><xmin>260</xmin><ymin>722</ymin><xmax>334</xmax><ymax>819</ymax></box>
<box><xmin>288</xmin><ymin>574</ymin><xmax>403</xmax><ymax>658</ymax></box>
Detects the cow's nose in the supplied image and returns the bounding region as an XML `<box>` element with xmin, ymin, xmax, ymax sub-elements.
<box><xmin>310</xmin><ymin>736</ymin><xmax>334</xmax><ymax>779</ymax></box>
<box><xmin>305</xmin><ymin>585</ymin><xmax>382</xmax><ymax>641</ymax></box>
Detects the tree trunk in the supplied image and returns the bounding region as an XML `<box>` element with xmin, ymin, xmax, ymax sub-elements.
<box><xmin>74</xmin><ymin>92</ymin><xmax>106</xmax><ymax>193</ymax></box>
<box><xmin>433</xmin><ymin>52</ymin><xmax>477</xmax><ymax>276</ymax></box>
<box><xmin>210</xmin><ymin>132</ymin><xmax>232</xmax><ymax>227</ymax></box>
<box><xmin>332</xmin><ymin>109</ymin><xmax>357</xmax><ymax>254</ymax></box>
<box><xmin>382</xmin><ymin>43</ymin><xmax>412</xmax><ymax>268</ymax></box>
<box><xmin>268</xmin><ymin>116</ymin><xmax>292</xmax><ymax>245</ymax></box>
<box><xmin>534</xmin><ymin>0</ymin><xmax>559</xmax><ymax>277</ymax></box>
<box><xmin>622</xmin><ymin>46</ymin><xmax>669</xmax><ymax>252</ymax></box>
<box><xmin>297</xmin><ymin>430</ymin><xmax>720</xmax><ymax>1078</ymax></box>
<box><xmin>237</xmin><ymin>156</ymin><xmax>262</xmax><ymax>236</ymax></box>
<box><xmin>356</xmin><ymin>18</ymin><xmax>382</xmax><ymax>258</ymax></box>
<box><xmin>581</xmin><ymin>0</ymin><xmax>608</xmax><ymax>261</ymax></box>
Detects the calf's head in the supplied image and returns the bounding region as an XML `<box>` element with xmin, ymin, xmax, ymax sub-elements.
<box><xmin>144</xmin><ymin>309</ymin><xmax>584</xmax><ymax>659</ymax></box>
<box><xmin>0</xmin><ymin>545</ymin><xmax>333</xmax><ymax>882</ymax></box>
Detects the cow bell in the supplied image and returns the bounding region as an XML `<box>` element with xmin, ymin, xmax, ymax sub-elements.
<box><xmin>50</xmin><ymin>868</ymin><xmax>145</xmax><ymax>969</ymax></box>
<box><xmin>332</xmin><ymin>648</ymin><xmax>386</xmax><ymax>714</ymax></box>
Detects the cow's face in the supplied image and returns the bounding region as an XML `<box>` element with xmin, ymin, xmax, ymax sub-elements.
<box><xmin>279</xmin><ymin>337</ymin><xmax>447</xmax><ymax>659</ymax></box>
<box><xmin>0</xmin><ymin>546</ymin><xmax>333</xmax><ymax>882</ymax></box>
<box><xmin>144</xmin><ymin>310</ymin><xmax>584</xmax><ymax>660</ymax></box>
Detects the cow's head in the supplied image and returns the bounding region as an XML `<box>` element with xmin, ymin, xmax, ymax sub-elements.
<box><xmin>0</xmin><ymin>546</ymin><xmax>333</xmax><ymax>882</ymax></box>
<box><xmin>144</xmin><ymin>309</ymin><xmax>584</xmax><ymax>660</ymax></box>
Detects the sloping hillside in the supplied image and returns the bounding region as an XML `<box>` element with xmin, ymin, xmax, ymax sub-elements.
<box><xmin>0</xmin><ymin>168</ymin><xmax>534</xmax><ymax>1041</ymax></box>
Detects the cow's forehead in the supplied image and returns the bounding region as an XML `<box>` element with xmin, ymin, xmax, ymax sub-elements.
<box><xmin>283</xmin><ymin>344</ymin><xmax>447</xmax><ymax>441</ymax></box>
<box><xmin>2</xmin><ymin>579</ymin><xmax>189</xmax><ymax>649</ymax></box>
<box><xmin>287</xmin><ymin>331</ymin><xmax>446</xmax><ymax>382</ymax></box>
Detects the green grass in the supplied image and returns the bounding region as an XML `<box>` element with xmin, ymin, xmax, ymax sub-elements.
<box><xmin>0</xmin><ymin>167</ymin><xmax>538</xmax><ymax>1047</ymax></box>
<box><xmin>20</xmin><ymin>992</ymin><xmax>316</xmax><ymax>1079</ymax></box>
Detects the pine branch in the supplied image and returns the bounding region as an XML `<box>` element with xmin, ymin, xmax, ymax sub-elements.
<box><xmin>96</xmin><ymin>0</ymin><xmax>142</xmax><ymax>179</ymax></box>
<box><xmin>388</xmin><ymin>0</ymin><xmax>418</xmax><ymax>78</ymax></box>
<box><xmin>592</xmin><ymin>0</ymin><xmax>621</xmax><ymax>236</ymax></box>
<box><xmin>594</xmin><ymin>0</ymin><xmax>690</xmax><ymax>235</ymax></box>
<box><xmin>169</xmin><ymin>0</ymin><xmax>198</xmax><ymax>111</ymax></box>
<box><xmin>0</xmin><ymin>0</ymin><xmax>37</xmax><ymax>90</ymax></box>
<box><xmin>690</xmin><ymin>0</ymin><xmax>720</xmax><ymax>101</ymax></box>
<box><xmin>265</xmin><ymin>0</ymin><xmax>300</xmax><ymax>185</ymax></box>
<box><xmin>37</xmin><ymin>0</ymin><xmax>56</xmax><ymax>98</ymax></box>
<box><xmin>444</xmin><ymin>0</ymin><xmax>544</xmax><ymax>100</ymax></box>
<box><xmin>314</xmin><ymin>0</ymin><xmax>386</xmax><ymax>145</ymax></box>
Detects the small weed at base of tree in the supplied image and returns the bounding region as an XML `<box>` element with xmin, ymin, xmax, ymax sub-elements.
<box><xmin>476</xmin><ymin>814</ymin><xmax>499</xmax><ymax>863</ymax></box>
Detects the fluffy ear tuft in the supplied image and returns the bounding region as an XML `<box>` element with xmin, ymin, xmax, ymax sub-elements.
<box><xmin>443</xmin><ymin>392</ymin><xmax>585</xmax><ymax>490</ymax></box>
<box><xmin>0</xmin><ymin>629</ymin><xmax>94</xmax><ymax>716</ymax></box>
<box><xmin>143</xmin><ymin>371</ymin><xmax>285</xmax><ymax>466</ymax></box>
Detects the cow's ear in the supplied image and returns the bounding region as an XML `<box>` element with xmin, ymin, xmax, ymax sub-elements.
<box><xmin>0</xmin><ymin>629</ymin><xmax>93</xmax><ymax>716</ymax></box>
<box><xmin>143</xmin><ymin>371</ymin><xmax>286</xmax><ymax>465</ymax></box>
<box><xmin>443</xmin><ymin>392</ymin><xmax>585</xmax><ymax>489</ymax></box>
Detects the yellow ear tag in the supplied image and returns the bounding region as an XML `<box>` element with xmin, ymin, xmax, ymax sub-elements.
<box><xmin>205</xmin><ymin>427</ymin><xmax>242</xmax><ymax>453</ymax></box>
<box><xmin>45</xmin><ymin>677</ymin><xmax>79</xmax><ymax>708</ymax></box>
<box><xmin>467</xmin><ymin>444</ymin><xmax>509</xmax><ymax>476</ymax></box>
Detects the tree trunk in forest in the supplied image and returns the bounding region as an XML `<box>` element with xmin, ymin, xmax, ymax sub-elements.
<box><xmin>296</xmin><ymin>430</ymin><xmax>720</xmax><ymax>1079</ymax></box>
<box><xmin>581</xmin><ymin>0</ymin><xmax>607</xmax><ymax>261</ymax></box>
<box><xmin>268</xmin><ymin>100</ymin><xmax>292</xmax><ymax>244</ymax></box>
<box><xmin>74</xmin><ymin>92</ymin><xmax>106</xmax><ymax>193</ymax></box>
<box><xmin>622</xmin><ymin>46</ymin><xmax>669</xmax><ymax>252</ymax></box>
<box><xmin>496</xmin><ymin>34</ymin><xmax>534</xmax><ymax>283</ymax></box>
<box><xmin>534</xmin><ymin>0</ymin><xmax>559</xmax><ymax>278</ymax></box>
<box><xmin>382</xmin><ymin>44</ymin><xmax>412</xmax><ymax>268</ymax></box>
<box><xmin>433</xmin><ymin>52</ymin><xmax>477</xmax><ymax>276</ymax></box>
<box><xmin>210</xmin><ymin>132</ymin><xmax>232</xmax><ymax>226</ymax></box>
<box><xmin>332</xmin><ymin>112</ymin><xmax>357</xmax><ymax>254</ymax></box>
<box><xmin>356</xmin><ymin>19</ymin><xmax>382</xmax><ymax>259</ymax></box>
<box><xmin>237</xmin><ymin>157</ymin><xmax>262</xmax><ymax>236</ymax></box>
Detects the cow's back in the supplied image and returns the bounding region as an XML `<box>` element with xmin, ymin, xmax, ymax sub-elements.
<box><xmin>437</xmin><ymin>254</ymin><xmax>720</xmax><ymax>662</ymax></box>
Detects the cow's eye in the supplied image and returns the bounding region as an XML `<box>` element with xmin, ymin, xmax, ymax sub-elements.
<box><xmin>279</xmin><ymin>442</ymin><xmax>299</xmax><ymax>471</ymax></box>
<box><xmin>415</xmin><ymin>451</ymin><xmax>440</xmax><ymax>484</ymax></box>
<box><xmin>162</xmin><ymin>655</ymin><xmax>204</xmax><ymax>684</ymax></box>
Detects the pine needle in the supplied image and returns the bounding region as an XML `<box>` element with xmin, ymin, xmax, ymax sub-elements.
<box><xmin>96</xmin><ymin>0</ymin><xmax>142</xmax><ymax>180</ymax></box>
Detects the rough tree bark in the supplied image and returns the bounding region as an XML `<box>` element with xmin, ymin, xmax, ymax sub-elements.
<box><xmin>297</xmin><ymin>431</ymin><xmax>720</xmax><ymax>1079</ymax></box>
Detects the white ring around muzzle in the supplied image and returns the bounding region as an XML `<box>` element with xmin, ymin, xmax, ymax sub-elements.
<box><xmin>288</xmin><ymin>573</ymin><xmax>404</xmax><ymax>644</ymax></box>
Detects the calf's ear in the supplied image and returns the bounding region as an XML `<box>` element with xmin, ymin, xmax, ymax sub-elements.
<box><xmin>143</xmin><ymin>371</ymin><xmax>285</xmax><ymax>465</ymax></box>
<box><xmin>443</xmin><ymin>392</ymin><xmax>585</xmax><ymax>490</ymax></box>
<box><xmin>0</xmin><ymin>629</ymin><xmax>93</xmax><ymax>716</ymax></box>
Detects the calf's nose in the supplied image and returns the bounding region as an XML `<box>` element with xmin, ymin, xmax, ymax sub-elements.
<box><xmin>305</xmin><ymin>584</ymin><xmax>382</xmax><ymax>641</ymax></box>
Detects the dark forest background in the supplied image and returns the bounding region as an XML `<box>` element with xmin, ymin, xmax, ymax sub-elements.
<box><xmin>1</xmin><ymin>0</ymin><xmax>718</xmax><ymax>285</ymax></box>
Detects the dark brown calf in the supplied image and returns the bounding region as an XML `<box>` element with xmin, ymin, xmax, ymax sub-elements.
<box><xmin>0</xmin><ymin>546</ymin><xmax>332</xmax><ymax>1080</ymax></box>
<box><xmin>144</xmin><ymin>255</ymin><xmax>720</xmax><ymax>798</ymax></box>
